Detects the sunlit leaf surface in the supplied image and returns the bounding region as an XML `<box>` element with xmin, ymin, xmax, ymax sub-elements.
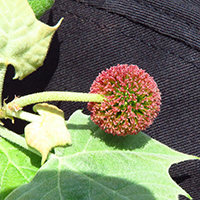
<box><xmin>0</xmin><ymin>0</ymin><xmax>62</xmax><ymax>80</ymax></box>
<box><xmin>0</xmin><ymin>136</ymin><xmax>40</xmax><ymax>200</ymax></box>
<box><xmin>6</xmin><ymin>110</ymin><xmax>198</xmax><ymax>200</ymax></box>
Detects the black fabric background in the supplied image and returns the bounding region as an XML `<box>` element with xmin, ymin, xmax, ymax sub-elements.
<box><xmin>3</xmin><ymin>0</ymin><xmax>200</xmax><ymax>199</ymax></box>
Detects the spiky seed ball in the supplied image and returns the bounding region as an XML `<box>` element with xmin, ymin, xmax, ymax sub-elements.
<box><xmin>88</xmin><ymin>64</ymin><xmax>161</xmax><ymax>136</ymax></box>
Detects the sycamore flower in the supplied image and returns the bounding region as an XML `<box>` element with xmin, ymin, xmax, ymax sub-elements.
<box><xmin>88</xmin><ymin>64</ymin><xmax>161</xmax><ymax>136</ymax></box>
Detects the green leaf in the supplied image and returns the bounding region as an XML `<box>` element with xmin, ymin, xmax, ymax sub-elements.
<box><xmin>0</xmin><ymin>0</ymin><xmax>62</xmax><ymax>80</ymax></box>
<box><xmin>25</xmin><ymin>103</ymin><xmax>72</xmax><ymax>165</ymax></box>
<box><xmin>5</xmin><ymin>110</ymin><xmax>199</xmax><ymax>200</ymax></box>
<box><xmin>0</xmin><ymin>137</ymin><xmax>40</xmax><ymax>200</ymax></box>
<box><xmin>28</xmin><ymin>0</ymin><xmax>55</xmax><ymax>19</ymax></box>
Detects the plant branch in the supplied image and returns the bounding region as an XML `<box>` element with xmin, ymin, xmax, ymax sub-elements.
<box><xmin>10</xmin><ymin>91</ymin><xmax>104</xmax><ymax>108</ymax></box>
<box><xmin>0</xmin><ymin>125</ymin><xmax>41</xmax><ymax>157</ymax></box>
<box><xmin>7</xmin><ymin>110</ymin><xmax>41</xmax><ymax>123</ymax></box>
<box><xmin>0</xmin><ymin>64</ymin><xmax>7</xmax><ymax>107</ymax></box>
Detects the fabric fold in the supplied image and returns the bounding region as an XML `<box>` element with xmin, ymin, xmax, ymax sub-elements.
<box><xmin>76</xmin><ymin>0</ymin><xmax>200</xmax><ymax>51</ymax></box>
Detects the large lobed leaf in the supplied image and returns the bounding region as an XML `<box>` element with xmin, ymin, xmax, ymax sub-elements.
<box><xmin>0</xmin><ymin>0</ymin><xmax>62</xmax><ymax>80</ymax></box>
<box><xmin>5</xmin><ymin>110</ymin><xmax>199</xmax><ymax>200</ymax></box>
<box><xmin>0</xmin><ymin>134</ymin><xmax>40</xmax><ymax>200</ymax></box>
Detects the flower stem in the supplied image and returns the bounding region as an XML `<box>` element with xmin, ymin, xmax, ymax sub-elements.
<box><xmin>11</xmin><ymin>91</ymin><xmax>104</xmax><ymax>108</ymax></box>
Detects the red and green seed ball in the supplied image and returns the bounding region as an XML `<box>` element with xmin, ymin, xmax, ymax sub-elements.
<box><xmin>88</xmin><ymin>64</ymin><xmax>161</xmax><ymax>136</ymax></box>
